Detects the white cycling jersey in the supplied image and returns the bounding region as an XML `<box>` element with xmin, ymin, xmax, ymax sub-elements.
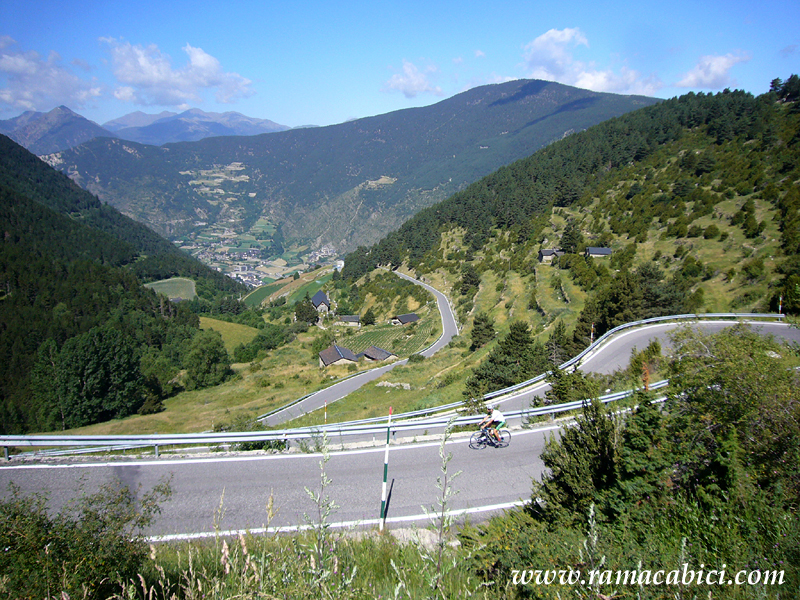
<box><xmin>489</xmin><ymin>409</ymin><xmax>505</xmax><ymax>424</ymax></box>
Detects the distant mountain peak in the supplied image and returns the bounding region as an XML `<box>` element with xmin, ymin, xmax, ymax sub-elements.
<box><xmin>0</xmin><ymin>106</ymin><xmax>114</xmax><ymax>155</ymax></box>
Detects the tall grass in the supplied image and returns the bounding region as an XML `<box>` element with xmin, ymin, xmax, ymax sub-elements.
<box><xmin>112</xmin><ymin>432</ymin><xmax>486</xmax><ymax>599</ymax></box>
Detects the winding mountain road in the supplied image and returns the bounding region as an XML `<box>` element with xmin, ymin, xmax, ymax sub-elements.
<box><xmin>1</xmin><ymin>269</ymin><xmax>797</xmax><ymax>540</ymax></box>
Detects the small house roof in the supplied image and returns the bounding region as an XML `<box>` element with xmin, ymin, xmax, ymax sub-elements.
<box><xmin>311</xmin><ymin>290</ymin><xmax>330</xmax><ymax>308</ymax></box>
<box><xmin>585</xmin><ymin>247</ymin><xmax>612</xmax><ymax>256</ymax></box>
<box><xmin>395</xmin><ymin>313</ymin><xmax>419</xmax><ymax>324</ymax></box>
<box><xmin>318</xmin><ymin>344</ymin><xmax>358</xmax><ymax>366</ymax></box>
<box><xmin>359</xmin><ymin>345</ymin><xmax>395</xmax><ymax>361</ymax></box>
<box><xmin>538</xmin><ymin>248</ymin><xmax>564</xmax><ymax>257</ymax></box>
<box><xmin>338</xmin><ymin>315</ymin><xmax>360</xmax><ymax>323</ymax></box>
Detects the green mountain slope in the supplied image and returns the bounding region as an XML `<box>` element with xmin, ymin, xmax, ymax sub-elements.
<box><xmin>345</xmin><ymin>81</ymin><xmax>800</xmax><ymax>366</ymax></box>
<box><xmin>0</xmin><ymin>136</ymin><xmax>250</xmax><ymax>434</ymax></box>
<box><xmin>42</xmin><ymin>80</ymin><xmax>658</xmax><ymax>254</ymax></box>
<box><xmin>0</xmin><ymin>134</ymin><xmax>246</xmax><ymax>294</ymax></box>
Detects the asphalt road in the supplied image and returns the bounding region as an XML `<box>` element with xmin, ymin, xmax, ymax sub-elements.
<box><xmin>0</xmin><ymin>425</ymin><xmax>551</xmax><ymax>540</ymax></box>
<box><xmin>2</xmin><ymin>283</ymin><xmax>797</xmax><ymax>540</ymax></box>
<box><xmin>490</xmin><ymin>320</ymin><xmax>800</xmax><ymax>413</ymax></box>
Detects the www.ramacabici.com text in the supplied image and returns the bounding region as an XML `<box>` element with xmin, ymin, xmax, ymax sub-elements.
<box><xmin>511</xmin><ymin>564</ymin><xmax>784</xmax><ymax>588</ymax></box>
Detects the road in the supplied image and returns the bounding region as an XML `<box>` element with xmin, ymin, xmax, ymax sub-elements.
<box><xmin>490</xmin><ymin>320</ymin><xmax>800</xmax><ymax>413</ymax></box>
<box><xmin>2</xmin><ymin>319</ymin><xmax>796</xmax><ymax>540</ymax></box>
<box><xmin>262</xmin><ymin>269</ymin><xmax>460</xmax><ymax>426</ymax></box>
<box><xmin>0</xmin><ymin>426</ymin><xmax>550</xmax><ymax>540</ymax></box>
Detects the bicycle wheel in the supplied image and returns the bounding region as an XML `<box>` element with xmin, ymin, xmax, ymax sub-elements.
<box><xmin>469</xmin><ymin>431</ymin><xmax>487</xmax><ymax>449</ymax></box>
<box><xmin>498</xmin><ymin>429</ymin><xmax>511</xmax><ymax>448</ymax></box>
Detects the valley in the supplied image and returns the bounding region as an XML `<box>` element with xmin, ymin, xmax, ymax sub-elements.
<box><xmin>42</xmin><ymin>79</ymin><xmax>659</xmax><ymax>256</ymax></box>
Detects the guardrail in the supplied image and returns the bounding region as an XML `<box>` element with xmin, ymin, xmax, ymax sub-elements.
<box><xmin>1</xmin><ymin>311</ymin><xmax>783</xmax><ymax>459</ymax></box>
<box><xmin>1</xmin><ymin>381</ymin><xmax>668</xmax><ymax>459</ymax></box>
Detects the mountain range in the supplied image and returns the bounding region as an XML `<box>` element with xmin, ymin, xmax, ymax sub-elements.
<box><xmin>102</xmin><ymin>108</ymin><xmax>290</xmax><ymax>145</ymax></box>
<box><xmin>42</xmin><ymin>79</ymin><xmax>659</xmax><ymax>254</ymax></box>
<box><xmin>0</xmin><ymin>106</ymin><xmax>291</xmax><ymax>153</ymax></box>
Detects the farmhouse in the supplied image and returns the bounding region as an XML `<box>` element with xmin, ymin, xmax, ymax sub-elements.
<box><xmin>311</xmin><ymin>290</ymin><xmax>331</xmax><ymax>313</ymax></box>
<box><xmin>318</xmin><ymin>344</ymin><xmax>358</xmax><ymax>368</ymax></box>
<box><xmin>391</xmin><ymin>313</ymin><xmax>419</xmax><ymax>326</ymax></box>
<box><xmin>585</xmin><ymin>247</ymin><xmax>613</xmax><ymax>258</ymax></box>
<box><xmin>358</xmin><ymin>345</ymin><xmax>396</xmax><ymax>362</ymax></box>
<box><xmin>537</xmin><ymin>248</ymin><xmax>564</xmax><ymax>263</ymax></box>
<box><xmin>336</xmin><ymin>315</ymin><xmax>361</xmax><ymax>327</ymax></box>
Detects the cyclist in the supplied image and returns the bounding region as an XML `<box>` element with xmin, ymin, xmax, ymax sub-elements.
<box><xmin>478</xmin><ymin>406</ymin><xmax>506</xmax><ymax>444</ymax></box>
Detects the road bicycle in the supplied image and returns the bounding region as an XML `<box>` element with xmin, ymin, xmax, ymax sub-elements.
<box><xmin>469</xmin><ymin>427</ymin><xmax>510</xmax><ymax>449</ymax></box>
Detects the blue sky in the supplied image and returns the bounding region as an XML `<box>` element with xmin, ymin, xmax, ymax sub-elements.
<box><xmin>1</xmin><ymin>0</ymin><xmax>798</xmax><ymax>128</ymax></box>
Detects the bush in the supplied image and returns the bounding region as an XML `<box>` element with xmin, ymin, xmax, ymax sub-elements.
<box><xmin>0</xmin><ymin>478</ymin><xmax>171</xmax><ymax>600</ymax></box>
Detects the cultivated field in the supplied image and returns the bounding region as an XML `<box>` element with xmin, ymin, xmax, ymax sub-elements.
<box><xmin>144</xmin><ymin>277</ymin><xmax>197</xmax><ymax>300</ymax></box>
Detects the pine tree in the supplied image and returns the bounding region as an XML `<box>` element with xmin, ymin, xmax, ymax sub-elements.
<box><xmin>470</xmin><ymin>312</ymin><xmax>495</xmax><ymax>350</ymax></box>
<box><xmin>532</xmin><ymin>394</ymin><xmax>619</xmax><ymax>524</ymax></box>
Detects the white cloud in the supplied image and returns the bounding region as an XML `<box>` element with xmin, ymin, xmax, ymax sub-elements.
<box><xmin>522</xmin><ymin>28</ymin><xmax>662</xmax><ymax>96</ymax></box>
<box><xmin>676</xmin><ymin>53</ymin><xmax>750</xmax><ymax>88</ymax></box>
<box><xmin>103</xmin><ymin>38</ymin><xmax>253</xmax><ymax>106</ymax></box>
<box><xmin>383</xmin><ymin>59</ymin><xmax>443</xmax><ymax>99</ymax></box>
<box><xmin>523</xmin><ymin>28</ymin><xmax>589</xmax><ymax>80</ymax></box>
<box><xmin>0</xmin><ymin>37</ymin><xmax>101</xmax><ymax>113</ymax></box>
<box><xmin>475</xmin><ymin>50</ymin><xmax>486</xmax><ymax>59</ymax></box>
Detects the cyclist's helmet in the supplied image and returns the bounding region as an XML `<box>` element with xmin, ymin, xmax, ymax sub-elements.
<box><xmin>486</xmin><ymin>407</ymin><xmax>493</xmax><ymax>414</ymax></box>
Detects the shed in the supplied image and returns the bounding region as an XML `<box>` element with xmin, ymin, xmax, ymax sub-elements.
<box><xmin>538</xmin><ymin>249</ymin><xmax>564</xmax><ymax>263</ymax></box>
<box><xmin>585</xmin><ymin>247</ymin><xmax>613</xmax><ymax>258</ymax></box>
<box><xmin>318</xmin><ymin>344</ymin><xmax>358</xmax><ymax>367</ymax></box>
<box><xmin>311</xmin><ymin>290</ymin><xmax>331</xmax><ymax>312</ymax></box>
<box><xmin>358</xmin><ymin>345</ymin><xmax>396</xmax><ymax>362</ymax></box>
<box><xmin>391</xmin><ymin>313</ymin><xmax>419</xmax><ymax>326</ymax></box>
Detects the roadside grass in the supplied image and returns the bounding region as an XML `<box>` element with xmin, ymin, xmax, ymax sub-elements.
<box><xmin>144</xmin><ymin>277</ymin><xmax>197</xmax><ymax>300</ymax></box>
<box><xmin>135</xmin><ymin>529</ymin><xmax>479</xmax><ymax>600</ymax></box>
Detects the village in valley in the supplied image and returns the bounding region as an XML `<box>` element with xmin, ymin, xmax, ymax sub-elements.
<box><xmin>173</xmin><ymin>162</ymin><xmax>340</xmax><ymax>287</ymax></box>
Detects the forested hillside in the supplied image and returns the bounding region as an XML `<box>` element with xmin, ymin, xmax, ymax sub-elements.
<box><xmin>348</xmin><ymin>79</ymin><xmax>798</xmax><ymax>304</ymax></box>
<box><xmin>0</xmin><ymin>136</ymin><xmax>248</xmax><ymax>434</ymax></box>
<box><xmin>344</xmin><ymin>76</ymin><xmax>800</xmax><ymax>400</ymax></box>
<box><xmin>0</xmin><ymin>135</ymin><xmax>247</xmax><ymax>292</ymax></box>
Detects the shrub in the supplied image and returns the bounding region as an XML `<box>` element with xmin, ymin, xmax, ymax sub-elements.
<box><xmin>0</xmin><ymin>479</ymin><xmax>171</xmax><ymax>600</ymax></box>
<box><xmin>703</xmin><ymin>224</ymin><xmax>721</xmax><ymax>239</ymax></box>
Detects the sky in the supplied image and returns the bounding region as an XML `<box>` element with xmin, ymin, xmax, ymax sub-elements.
<box><xmin>1</xmin><ymin>0</ymin><xmax>798</xmax><ymax>128</ymax></box>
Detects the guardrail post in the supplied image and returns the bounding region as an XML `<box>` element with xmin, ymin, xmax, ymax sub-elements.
<box><xmin>154</xmin><ymin>444</ymin><xmax>159</xmax><ymax>459</ymax></box>
<box><xmin>3</xmin><ymin>446</ymin><xmax>8</xmax><ymax>461</ymax></box>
